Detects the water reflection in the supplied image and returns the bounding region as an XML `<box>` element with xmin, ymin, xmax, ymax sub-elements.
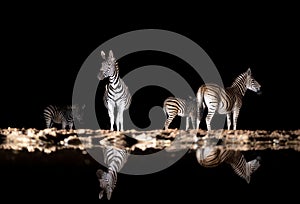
<box><xmin>95</xmin><ymin>132</ymin><xmax>262</xmax><ymax>200</ymax></box>
<box><xmin>96</xmin><ymin>146</ymin><xmax>129</xmax><ymax>200</ymax></box>
<box><xmin>196</xmin><ymin>145</ymin><xmax>261</xmax><ymax>183</ymax></box>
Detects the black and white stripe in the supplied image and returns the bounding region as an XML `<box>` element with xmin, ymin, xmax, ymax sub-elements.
<box><xmin>98</xmin><ymin>50</ymin><xmax>131</xmax><ymax>131</ymax></box>
<box><xmin>96</xmin><ymin>147</ymin><xmax>129</xmax><ymax>200</ymax></box>
<box><xmin>196</xmin><ymin>68</ymin><xmax>261</xmax><ymax>130</ymax></box>
<box><xmin>163</xmin><ymin>96</ymin><xmax>197</xmax><ymax>130</ymax></box>
<box><xmin>43</xmin><ymin>104</ymin><xmax>84</xmax><ymax>129</ymax></box>
<box><xmin>196</xmin><ymin>147</ymin><xmax>261</xmax><ymax>183</ymax></box>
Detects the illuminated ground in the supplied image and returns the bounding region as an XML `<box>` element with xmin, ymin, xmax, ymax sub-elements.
<box><xmin>1</xmin><ymin>128</ymin><xmax>300</xmax><ymax>153</ymax></box>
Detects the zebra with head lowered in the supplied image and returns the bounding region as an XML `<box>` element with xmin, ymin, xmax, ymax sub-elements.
<box><xmin>196</xmin><ymin>68</ymin><xmax>261</xmax><ymax>131</ymax></box>
<box><xmin>163</xmin><ymin>96</ymin><xmax>197</xmax><ymax>130</ymax></box>
<box><xmin>196</xmin><ymin>147</ymin><xmax>261</xmax><ymax>183</ymax></box>
<box><xmin>98</xmin><ymin>50</ymin><xmax>131</xmax><ymax>131</ymax></box>
<box><xmin>43</xmin><ymin>104</ymin><xmax>85</xmax><ymax>129</ymax></box>
<box><xmin>96</xmin><ymin>146</ymin><xmax>129</xmax><ymax>200</ymax></box>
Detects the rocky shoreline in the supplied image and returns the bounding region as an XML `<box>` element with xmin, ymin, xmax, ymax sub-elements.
<box><xmin>1</xmin><ymin>128</ymin><xmax>300</xmax><ymax>153</ymax></box>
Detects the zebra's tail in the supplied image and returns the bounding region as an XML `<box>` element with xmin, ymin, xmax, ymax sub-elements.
<box><xmin>196</xmin><ymin>86</ymin><xmax>205</xmax><ymax>129</ymax></box>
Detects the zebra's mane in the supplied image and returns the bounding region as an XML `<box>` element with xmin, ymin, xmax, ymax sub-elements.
<box><xmin>231</xmin><ymin>72</ymin><xmax>248</xmax><ymax>87</ymax></box>
<box><xmin>229</xmin><ymin>72</ymin><xmax>250</xmax><ymax>96</ymax></box>
<box><xmin>114</xmin><ymin>60</ymin><xmax>119</xmax><ymax>73</ymax></box>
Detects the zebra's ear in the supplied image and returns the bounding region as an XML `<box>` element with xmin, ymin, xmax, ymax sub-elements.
<box><xmin>101</xmin><ymin>51</ymin><xmax>106</xmax><ymax>60</ymax></box>
<box><xmin>108</xmin><ymin>50</ymin><xmax>114</xmax><ymax>59</ymax></box>
<box><xmin>246</xmin><ymin>68</ymin><xmax>251</xmax><ymax>75</ymax></box>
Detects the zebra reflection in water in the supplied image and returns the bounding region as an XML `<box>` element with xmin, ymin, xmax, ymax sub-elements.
<box><xmin>96</xmin><ymin>146</ymin><xmax>129</xmax><ymax>200</ymax></box>
<box><xmin>196</xmin><ymin>146</ymin><xmax>261</xmax><ymax>183</ymax></box>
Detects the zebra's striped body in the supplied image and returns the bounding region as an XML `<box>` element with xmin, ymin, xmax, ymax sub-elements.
<box><xmin>96</xmin><ymin>147</ymin><xmax>129</xmax><ymax>200</ymax></box>
<box><xmin>98</xmin><ymin>50</ymin><xmax>131</xmax><ymax>131</ymax></box>
<box><xmin>196</xmin><ymin>147</ymin><xmax>261</xmax><ymax>183</ymax></box>
<box><xmin>163</xmin><ymin>96</ymin><xmax>197</xmax><ymax>130</ymax></box>
<box><xmin>196</xmin><ymin>68</ymin><xmax>261</xmax><ymax>130</ymax></box>
<box><xmin>43</xmin><ymin>104</ymin><xmax>84</xmax><ymax>129</ymax></box>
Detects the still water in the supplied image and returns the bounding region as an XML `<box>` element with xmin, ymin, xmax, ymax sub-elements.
<box><xmin>1</xmin><ymin>128</ymin><xmax>300</xmax><ymax>203</ymax></box>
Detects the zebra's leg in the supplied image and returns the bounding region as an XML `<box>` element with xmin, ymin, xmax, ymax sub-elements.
<box><xmin>164</xmin><ymin>111</ymin><xmax>177</xmax><ymax>130</ymax></box>
<box><xmin>116</xmin><ymin>106</ymin><xmax>125</xmax><ymax>131</ymax></box>
<box><xmin>233</xmin><ymin>108</ymin><xmax>240</xmax><ymax>130</ymax></box>
<box><xmin>62</xmin><ymin>121</ymin><xmax>67</xmax><ymax>130</ymax></box>
<box><xmin>69</xmin><ymin>122</ymin><xmax>73</xmax><ymax>130</ymax></box>
<box><xmin>226</xmin><ymin>113</ymin><xmax>232</xmax><ymax>130</ymax></box>
<box><xmin>196</xmin><ymin>104</ymin><xmax>201</xmax><ymax>130</ymax></box>
<box><xmin>196</xmin><ymin>119</ymin><xmax>200</xmax><ymax>130</ymax></box>
<box><xmin>107</xmin><ymin>103</ymin><xmax>115</xmax><ymax>131</ymax></box>
<box><xmin>191</xmin><ymin>115</ymin><xmax>196</xmax><ymax>130</ymax></box>
<box><xmin>196</xmin><ymin>103</ymin><xmax>205</xmax><ymax>130</ymax></box>
<box><xmin>45</xmin><ymin>119</ymin><xmax>52</xmax><ymax>128</ymax></box>
<box><xmin>206</xmin><ymin>108</ymin><xmax>216</xmax><ymax>131</ymax></box>
<box><xmin>120</xmin><ymin>110</ymin><xmax>124</xmax><ymax>131</ymax></box>
<box><xmin>185</xmin><ymin>116</ymin><xmax>190</xmax><ymax>130</ymax></box>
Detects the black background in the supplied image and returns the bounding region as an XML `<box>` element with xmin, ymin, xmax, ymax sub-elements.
<box><xmin>1</xmin><ymin>9</ymin><xmax>299</xmax><ymax>131</ymax></box>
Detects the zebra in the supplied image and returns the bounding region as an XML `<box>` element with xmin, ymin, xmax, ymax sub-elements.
<box><xmin>196</xmin><ymin>147</ymin><xmax>261</xmax><ymax>183</ymax></box>
<box><xmin>98</xmin><ymin>50</ymin><xmax>131</xmax><ymax>131</ymax></box>
<box><xmin>96</xmin><ymin>146</ymin><xmax>129</xmax><ymax>200</ymax></box>
<box><xmin>196</xmin><ymin>68</ymin><xmax>261</xmax><ymax>130</ymax></box>
<box><xmin>163</xmin><ymin>96</ymin><xmax>197</xmax><ymax>130</ymax></box>
<box><xmin>43</xmin><ymin>104</ymin><xmax>85</xmax><ymax>129</ymax></box>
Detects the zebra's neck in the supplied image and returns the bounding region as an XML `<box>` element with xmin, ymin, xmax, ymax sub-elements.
<box><xmin>230</xmin><ymin>73</ymin><xmax>247</xmax><ymax>96</ymax></box>
<box><xmin>109</xmin><ymin>61</ymin><xmax>120</xmax><ymax>86</ymax></box>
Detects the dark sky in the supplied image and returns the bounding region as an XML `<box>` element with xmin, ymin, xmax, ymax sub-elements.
<box><xmin>1</xmin><ymin>10</ymin><xmax>299</xmax><ymax>131</ymax></box>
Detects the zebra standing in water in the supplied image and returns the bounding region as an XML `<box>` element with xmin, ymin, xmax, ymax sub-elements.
<box><xmin>196</xmin><ymin>147</ymin><xmax>261</xmax><ymax>183</ymax></box>
<box><xmin>43</xmin><ymin>104</ymin><xmax>85</xmax><ymax>129</ymax></box>
<box><xmin>98</xmin><ymin>50</ymin><xmax>131</xmax><ymax>131</ymax></box>
<box><xmin>163</xmin><ymin>96</ymin><xmax>197</xmax><ymax>130</ymax></box>
<box><xmin>96</xmin><ymin>146</ymin><xmax>129</xmax><ymax>200</ymax></box>
<box><xmin>196</xmin><ymin>68</ymin><xmax>261</xmax><ymax>130</ymax></box>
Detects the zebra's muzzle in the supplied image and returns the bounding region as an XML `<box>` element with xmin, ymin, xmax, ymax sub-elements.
<box><xmin>98</xmin><ymin>72</ymin><xmax>105</xmax><ymax>80</ymax></box>
<box><xmin>257</xmin><ymin>89</ymin><xmax>262</xmax><ymax>95</ymax></box>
